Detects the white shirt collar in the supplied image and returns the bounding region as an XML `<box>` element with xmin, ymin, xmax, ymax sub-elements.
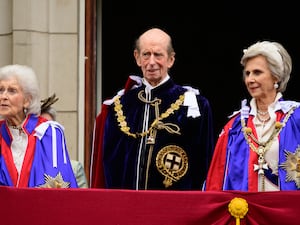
<box><xmin>142</xmin><ymin>75</ymin><xmax>170</xmax><ymax>91</ymax></box>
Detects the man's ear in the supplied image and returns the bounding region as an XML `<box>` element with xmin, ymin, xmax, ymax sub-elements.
<box><xmin>134</xmin><ymin>50</ymin><xmax>141</xmax><ymax>66</ymax></box>
<box><xmin>168</xmin><ymin>53</ymin><xmax>175</xmax><ymax>68</ymax></box>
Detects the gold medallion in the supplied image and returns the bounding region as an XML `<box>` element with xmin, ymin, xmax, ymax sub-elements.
<box><xmin>279</xmin><ymin>146</ymin><xmax>300</xmax><ymax>188</ymax></box>
<box><xmin>156</xmin><ymin>145</ymin><xmax>188</xmax><ymax>188</ymax></box>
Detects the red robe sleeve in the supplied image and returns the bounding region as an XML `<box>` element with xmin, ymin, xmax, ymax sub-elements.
<box><xmin>205</xmin><ymin>118</ymin><xmax>235</xmax><ymax>190</ymax></box>
<box><xmin>90</xmin><ymin>104</ymin><xmax>109</xmax><ymax>188</ymax></box>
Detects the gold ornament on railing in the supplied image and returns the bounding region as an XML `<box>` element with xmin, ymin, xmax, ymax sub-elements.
<box><xmin>228</xmin><ymin>197</ymin><xmax>248</xmax><ymax>225</ymax></box>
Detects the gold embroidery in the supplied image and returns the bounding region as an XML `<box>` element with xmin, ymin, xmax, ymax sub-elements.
<box><xmin>279</xmin><ymin>146</ymin><xmax>300</xmax><ymax>188</ymax></box>
<box><xmin>114</xmin><ymin>93</ymin><xmax>184</xmax><ymax>138</ymax></box>
<box><xmin>38</xmin><ymin>172</ymin><xmax>70</xmax><ymax>188</ymax></box>
<box><xmin>156</xmin><ymin>145</ymin><xmax>188</xmax><ymax>188</ymax></box>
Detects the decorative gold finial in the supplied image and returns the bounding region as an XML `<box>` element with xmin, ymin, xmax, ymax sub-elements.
<box><xmin>228</xmin><ymin>197</ymin><xmax>248</xmax><ymax>225</ymax></box>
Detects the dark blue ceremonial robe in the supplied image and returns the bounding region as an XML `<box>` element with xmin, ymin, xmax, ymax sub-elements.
<box><xmin>91</xmin><ymin>76</ymin><xmax>214</xmax><ymax>190</ymax></box>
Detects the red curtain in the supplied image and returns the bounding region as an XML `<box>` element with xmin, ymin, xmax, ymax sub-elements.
<box><xmin>1</xmin><ymin>187</ymin><xmax>297</xmax><ymax>225</ymax></box>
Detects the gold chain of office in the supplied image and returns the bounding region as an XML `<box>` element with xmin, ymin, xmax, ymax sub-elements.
<box><xmin>113</xmin><ymin>93</ymin><xmax>185</xmax><ymax>138</ymax></box>
<box><xmin>241</xmin><ymin>107</ymin><xmax>295</xmax><ymax>168</ymax></box>
<box><xmin>241</xmin><ymin>107</ymin><xmax>295</xmax><ymax>191</ymax></box>
<box><xmin>241</xmin><ymin>108</ymin><xmax>294</xmax><ymax>155</ymax></box>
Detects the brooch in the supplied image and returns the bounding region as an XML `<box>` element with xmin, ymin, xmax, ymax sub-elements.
<box><xmin>279</xmin><ymin>146</ymin><xmax>300</xmax><ymax>188</ymax></box>
<box><xmin>38</xmin><ymin>172</ymin><xmax>70</xmax><ymax>188</ymax></box>
<box><xmin>156</xmin><ymin>145</ymin><xmax>188</xmax><ymax>188</ymax></box>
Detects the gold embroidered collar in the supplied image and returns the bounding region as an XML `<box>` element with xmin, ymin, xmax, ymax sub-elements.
<box><xmin>114</xmin><ymin>92</ymin><xmax>185</xmax><ymax>138</ymax></box>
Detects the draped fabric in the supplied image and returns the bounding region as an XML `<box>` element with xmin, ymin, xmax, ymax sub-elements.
<box><xmin>0</xmin><ymin>114</ymin><xmax>77</xmax><ymax>188</ymax></box>
<box><xmin>205</xmin><ymin>98</ymin><xmax>300</xmax><ymax>191</ymax></box>
<box><xmin>90</xmin><ymin>76</ymin><xmax>214</xmax><ymax>190</ymax></box>
<box><xmin>1</xmin><ymin>187</ymin><xmax>300</xmax><ymax>225</ymax></box>
<box><xmin>90</xmin><ymin>104</ymin><xmax>108</xmax><ymax>188</ymax></box>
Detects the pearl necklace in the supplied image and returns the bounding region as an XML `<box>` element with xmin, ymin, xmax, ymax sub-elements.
<box><xmin>256</xmin><ymin>114</ymin><xmax>271</xmax><ymax>123</ymax></box>
<box><xmin>241</xmin><ymin>107</ymin><xmax>295</xmax><ymax>191</ymax></box>
<box><xmin>257</xmin><ymin>110</ymin><xmax>268</xmax><ymax>116</ymax></box>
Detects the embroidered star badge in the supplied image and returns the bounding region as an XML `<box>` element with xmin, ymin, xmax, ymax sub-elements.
<box><xmin>39</xmin><ymin>172</ymin><xmax>70</xmax><ymax>188</ymax></box>
<box><xmin>279</xmin><ymin>146</ymin><xmax>300</xmax><ymax>188</ymax></box>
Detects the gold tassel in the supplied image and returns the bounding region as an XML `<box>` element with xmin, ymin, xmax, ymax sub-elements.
<box><xmin>228</xmin><ymin>197</ymin><xmax>248</xmax><ymax>225</ymax></box>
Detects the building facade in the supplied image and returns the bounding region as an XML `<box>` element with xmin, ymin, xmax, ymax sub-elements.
<box><xmin>0</xmin><ymin>0</ymin><xmax>93</xmax><ymax>176</ymax></box>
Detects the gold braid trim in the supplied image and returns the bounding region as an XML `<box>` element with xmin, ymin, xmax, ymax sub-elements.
<box><xmin>114</xmin><ymin>93</ymin><xmax>185</xmax><ymax>138</ymax></box>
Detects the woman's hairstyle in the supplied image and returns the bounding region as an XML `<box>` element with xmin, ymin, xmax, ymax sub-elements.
<box><xmin>0</xmin><ymin>64</ymin><xmax>41</xmax><ymax>115</ymax></box>
<box><xmin>240</xmin><ymin>41</ymin><xmax>292</xmax><ymax>93</ymax></box>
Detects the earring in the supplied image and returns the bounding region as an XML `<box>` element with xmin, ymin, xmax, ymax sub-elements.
<box><xmin>24</xmin><ymin>108</ymin><xmax>28</xmax><ymax>114</ymax></box>
<box><xmin>274</xmin><ymin>83</ymin><xmax>279</xmax><ymax>89</ymax></box>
